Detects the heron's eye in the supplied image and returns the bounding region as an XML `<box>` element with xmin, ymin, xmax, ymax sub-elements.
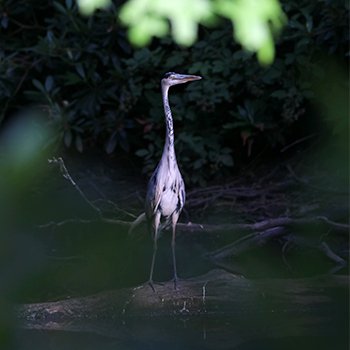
<box><xmin>164</xmin><ymin>72</ymin><xmax>175</xmax><ymax>79</ymax></box>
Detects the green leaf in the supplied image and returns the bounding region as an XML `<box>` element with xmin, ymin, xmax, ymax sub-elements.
<box><xmin>77</xmin><ymin>0</ymin><xmax>112</xmax><ymax>16</ymax></box>
<box><xmin>32</xmin><ymin>79</ymin><xmax>46</xmax><ymax>94</ymax></box>
<box><xmin>119</xmin><ymin>0</ymin><xmax>211</xmax><ymax>47</ymax></box>
<box><xmin>64</xmin><ymin>130</ymin><xmax>72</xmax><ymax>147</ymax></box>
<box><xmin>165</xmin><ymin>55</ymin><xmax>185</xmax><ymax>68</ymax></box>
<box><xmin>219</xmin><ymin>154</ymin><xmax>234</xmax><ymax>167</ymax></box>
<box><xmin>75</xmin><ymin>64</ymin><xmax>85</xmax><ymax>79</ymax></box>
<box><xmin>75</xmin><ymin>134</ymin><xmax>83</xmax><ymax>153</ymax></box>
<box><xmin>271</xmin><ymin>90</ymin><xmax>287</xmax><ymax>99</ymax></box>
<box><xmin>257</xmin><ymin>39</ymin><xmax>275</xmax><ymax>66</ymax></box>
<box><xmin>135</xmin><ymin>148</ymin><xmax>149</xmax><ymax>157</ymax></box>
<box><xmin>66</xmin><ymin>0</ymin><xmax>73</xmax><ymax>9</ymax></box>
<box><xmin>45</xmin><ymin>76</ymin><xmax>54</xmax><ymax>92</ymax></box>
<box><xmin>105</xmin><ymin>133</ymin><xmax>117</xmax><ymax>154</ymax></box>
<box><xmin>53</xmin><ymin>1</ymin><xmax>67</xmax><ymax>14</ymax></box>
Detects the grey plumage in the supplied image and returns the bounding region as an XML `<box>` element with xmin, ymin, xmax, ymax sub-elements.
<box><xmin>145</xmin><ymin>72</ymin><xmax>201</xmax><ymax>290</ymax></box>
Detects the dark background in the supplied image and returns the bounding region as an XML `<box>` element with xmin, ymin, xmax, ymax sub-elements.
<box><xmin>0</xmin><ymin>1</ymin><xmax>348</xmax><ymax>349</ymax></box>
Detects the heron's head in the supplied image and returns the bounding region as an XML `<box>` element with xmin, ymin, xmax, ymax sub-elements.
<box><xmin>162</xmin><ymin>72</ymin><xmax>202</xmax><ymax>87</ymax></box>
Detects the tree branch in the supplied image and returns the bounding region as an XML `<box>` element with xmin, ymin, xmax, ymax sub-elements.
<box><xmin>286</xmin><ymin>164</ymin><xmax>347</xmax><ymax>196</ymax></box>
<box><xmin>49</xmin><ymin>157</ymin><xmax>103</xmax><ymax>216</ymax></box>
<box><xmin>177</xmin><ymin>216</ymin><xmax>349</xmax><ymax>235</ymax></box>
<box><xmin>207</xmin><ymin>226</ymin><xmax>287</xmax><ymax>260</ymax></box>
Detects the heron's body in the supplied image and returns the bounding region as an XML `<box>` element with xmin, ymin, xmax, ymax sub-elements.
<box><xmin>145</xmin><ymin>72</ymin><xmax>201</xmax><ymax>290</ymax></box>
<box><xmin>146</xmin><ymin>158</ymin><xmax>185</xmax><ymax>221</ymax></box>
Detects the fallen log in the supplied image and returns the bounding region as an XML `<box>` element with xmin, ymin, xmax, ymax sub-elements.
<box><xmin>16</xmin><ymin>269</ymin><xmax>348</xmax><ymax>325</ymax></box>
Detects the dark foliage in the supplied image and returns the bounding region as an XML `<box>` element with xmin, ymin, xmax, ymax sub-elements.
<box><xmin>0</xmin><ymin>0</ymin><xmax>348</xmax><ymax>184</ymax></box>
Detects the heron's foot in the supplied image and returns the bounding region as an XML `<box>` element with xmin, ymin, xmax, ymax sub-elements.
<box><xmin>147</xmin><ymin>279</ymin><xmax>164</xmax><ymax>292</ymax></box>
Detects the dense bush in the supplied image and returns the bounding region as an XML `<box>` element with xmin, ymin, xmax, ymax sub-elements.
<box><xmin>0</xmin><ymin>0</ymin><xmax>348</xmax><ymax>184</ymax></box>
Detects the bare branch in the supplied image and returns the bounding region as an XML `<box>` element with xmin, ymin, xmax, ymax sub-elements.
<box><xmin>48</xmin><ymin>157</ymin><xmax>103</xmax><ymax>216</ymax></box>
<box><xmin>38</xmin><ymin>217</ymin><xmax>131</xmax><ymax>229</ymax></box>
<box><xmin>207</xmin><ymin>226</ymin><xmax>286</xmax><ymax>260</ymax></box>
<box><xmin>39</xmin><ymin>214</ymin><xmax>349</xmax><ymax>236</ymax></box>
<box><xmin>177</xmin><ymin>216</ymin><xmax>349</xmax><ymax>234</ymax></box>
<box><xmin>280</xmin><ymin>133</ymin><xmax>317</xmax><ymax>153</ymax></box>
<box><xmin>286</xmin><ymin>164</ymin><xmax>347</xmax><ymax>196</ymax></box>
<box><xmin>319</xmin><ymin>242</ymin><xmax>347</xmax><ymax>265</ymax></box>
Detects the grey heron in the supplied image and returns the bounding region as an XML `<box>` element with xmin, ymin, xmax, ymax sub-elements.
<box><xmin>145</xmin><ymin>72</ymin><xmax>202</xmax><ymax>290</ymax></box>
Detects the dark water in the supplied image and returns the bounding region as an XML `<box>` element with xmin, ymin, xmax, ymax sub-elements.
<box><xmin>14</xmin><ymin>311</ymin><xmax>348</xmax><ymax>350</ymax></box>
<box><xmin>14</xmin><ymin>332</ymin><xmax>348</xmax><ymax>350</ymax></box>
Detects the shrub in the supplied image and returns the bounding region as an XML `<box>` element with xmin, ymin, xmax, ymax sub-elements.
<box><xmin>0</xmin><ymin>0</ymin><xmax>348</xmax><ymax>184</ymax></box>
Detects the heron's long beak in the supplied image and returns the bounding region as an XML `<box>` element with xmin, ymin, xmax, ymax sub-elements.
<box><xmin>176</xmin><ymin>74</ymin><xmax>202</xmax><ymax>82</ymax></box>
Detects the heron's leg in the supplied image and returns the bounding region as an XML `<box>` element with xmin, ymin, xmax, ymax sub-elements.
<box><xmin>148</xmin><ymin>212</ymin><xmax>160</xmax><ymax>291</ymax></box>
<box><xmin>171</xmin><ymin>214</ymin><xmax>179</xmax><ymax>290</ymax></box>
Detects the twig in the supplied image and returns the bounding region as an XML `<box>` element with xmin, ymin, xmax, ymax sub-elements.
<box><xmin>93</xmin><ymin>198</ymin><xmax>137</xmax><ymax>219</ymax></box>
<box><xmin>281</xmin><ymin>239</ymin><xmax>293</xmax><ymax>272</ymax></box>
<box><xmin>280</xmin><ymin>133</ymin><xmax>317</xmax><ymax>153</ymax></box>
<box><xmin>209</xmin><ymin>259</ymin><xmax>242</xmax><ymax>275</ymax></box>
<box><xmin>319</xmin><ymin>242</ymin><xmax>346</xmax><ymax>265</ymax></box>
<box><xmin>186</xmin><ymin>180</ymin><xmax>295</xmax><ymax>209</ymax></box>
<box><xmin>39</xmin><ymin>218</ymin><xmax>94</xmax><ymax>228</ymax></box>
<box><xmin>38</xmin><ymin>217</ymin><xmax>131</xmax><ymax>229</ymax></box>
<box><xmin>316</xmin><ymin>216</ymin><xmax>350</xmax><ymax>231</ymax></box>
<box><xmin>177</xmin><ymin>216</ymin><xmax>348</xmax><ymax>234</ymax></box>
<box><xmin>49</xmin><ymin>157</ymin><xmax>103</xmax><ymax>216</ymax></box>
<box><xmin>207</xmin><ymin>226</ymin><xmax>286</xmax><ymax>260</ymax></box>
<box><xmin>286</xmin><ymin>164</ymin><xmax>347</xmax><ymax>196</ymax></box>
<box><xmin>128</xmin><ymin>212</ymin><xmax>146</xmax><ymax>236</ymax></box>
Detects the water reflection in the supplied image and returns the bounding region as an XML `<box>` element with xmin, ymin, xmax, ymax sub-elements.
<box><xmin>16</xmin><ymin>310</ymin><xmax>348</xmax><ymax>350</ymax></box>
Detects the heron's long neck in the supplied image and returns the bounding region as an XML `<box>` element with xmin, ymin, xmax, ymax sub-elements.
<box><xmin>162</xmin><ymin>84</ymin><xmax>176</xmax><ymax>161</ymax></box>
